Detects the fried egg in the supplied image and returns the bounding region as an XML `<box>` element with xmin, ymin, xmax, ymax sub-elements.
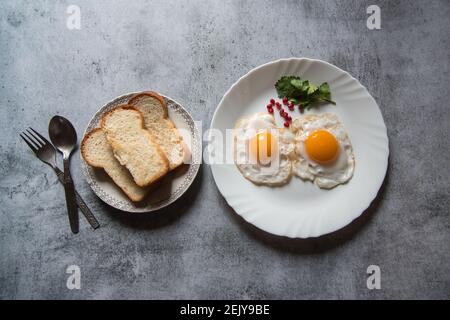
<box><xmin>290</xmin><ymin>113</ymin><xmax>355</xmax><ymax>189</ymax></box>
<box><xmin>233</xmin><ymin>113</ymin><xmax>294</xmax><ymax>186</ymax></box>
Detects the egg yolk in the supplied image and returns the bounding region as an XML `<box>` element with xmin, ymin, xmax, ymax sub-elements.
<box><xmin>250</xmin><ymin>131</ymin><xmax>277</xmax><ymax>164</ymax></box>
<box><xmin>305</xmin><ymin>130</ymin><xmax>339</xmax><ymax>164</ymax></box>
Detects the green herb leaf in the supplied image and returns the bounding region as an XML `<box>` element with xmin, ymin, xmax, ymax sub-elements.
<box><xmin>275</xmin><ymin>76</ymin><xmax>336</xmax><ymax>108</ymax></box>
<box><xmin>307</xmin><ymin>83</ymin><xmax>318</xmax><ymax>95</ymax></box>
<box><xmin>289</xmin><ymin>98</ymin><xmax>301</xmax><ymax>105</ymax></box>
<box><xmin>275</xmin><ymin>76</ymin><xmax>301</xmax><ymax>98</ymax></box>
<box><xmin>290</xmin><ymin>79</ymin><xmax>303</xmax><ymax>89</ymax></box>
<box><xmin>319</xmin><ymin>82</ymin><xmax>330</xmax><ymax>96</ymax></box>
<box><xmin>301</xmin><ymin>80</ymin><xmax>309</xmax><ymax>92</ymax></box>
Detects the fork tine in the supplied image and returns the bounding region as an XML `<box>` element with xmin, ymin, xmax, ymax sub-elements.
<box><xmin>20</xmin><ymin>133</ymin><xmax>38</xmax><ymax>154</ymax></box>
<box><xmin>29</xmin><ymin>127</ymin><xmax>50</xmax><ymax>145</ymax></box>
<box><xmin>26</xmin><ymin>128</ymin><xmax>44</xmax><ymax>147</ymax></box>
<box><xmin>23</xmin><ymin>131</ymin><xmax>42</xmax><ymax>149</ymax></box>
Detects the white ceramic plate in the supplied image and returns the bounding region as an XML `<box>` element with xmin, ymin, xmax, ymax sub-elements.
<box><xmin>81</xmin><ymin>92</ymin><xmax>201</xmax><ymax>213</ymax></box>
<box><xmin>210</xmin><ymin>58</ymin><xmax>389</xmax><ymax>238</ymax></box>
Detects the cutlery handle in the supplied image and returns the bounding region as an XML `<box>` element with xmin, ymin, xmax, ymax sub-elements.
<box><xmin>55</xmin><ymin>168</ymin><xmax>99</xmax><ymax>229</ymax></box>
<box><xmin>63</xmin><ymin>158</ymin><xmax>79</xmax><ymax>234</ymax></box>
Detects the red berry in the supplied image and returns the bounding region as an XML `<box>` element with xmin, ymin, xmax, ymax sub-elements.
<box><xmin>284</xmin><ymin>121</ymin><xmax>289</xmax><ymax>128</ymax></box>
<box><xmin>288</xmin><ymin>105</ymin><xmax>294</xmax><ymax>111</ymax></box>
<box><xmin>280</xmin><ymin>109</ymin><xmax>285</xmax><ymax>116</ymax></box>
<box><xmin>268</xmin><ymin>107</ymin><xmax>274</xmax><ymax>114</ymax></box>
<box><xmin>267</xmin><ymin>103</ymin><xmax>273</xmax><ymax>109</ymax></box>
<box><xmin>282</xmin><ymin>97</ymin><xmax>288</xmax><ymax>103</ymax></box>
<box><xmin>270</xmin><ymin>98</ymin><xmax>275</xmax><ymax>104</ymax></box>
<box><xmin>275</xmin><ymin>102</ymin><xmax>281</xmax><ymax>109</ymax></box>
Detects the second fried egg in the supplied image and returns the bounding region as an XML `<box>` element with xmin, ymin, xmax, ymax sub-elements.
<box><xmin>290</xmin><ymin>113</ymin><xmax>355</xmax><ymax>189</ymax></box>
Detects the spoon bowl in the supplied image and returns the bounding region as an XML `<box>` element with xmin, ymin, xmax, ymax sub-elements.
<box><xmin>49</xmin><ymin>116</ymin><xmax>77</xmax><ymax>156</ymax></box>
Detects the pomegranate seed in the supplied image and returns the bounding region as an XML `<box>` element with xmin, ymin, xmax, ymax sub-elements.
<box><xmin>282</xmin><ymin>97</ymin><xmax>288</xmax><ymax>104</ymax></box>
<box><xmin>288</xmin><ymin>105</ymin><xmax>294</xmax><ymax>111</ymax></box>
<box><xmin>288</xmin><ymin>116</ymin><xmax>292</xmax><ymax>121</ymax></box>
<box><xmin>267</xmin><ymin>103</ymin><xmax>273</xmax><ymax>109</ymax></box>
<box><xmin>268</xmin><ymin>107</ymin><xmax>274</xmax><ymax>114</ymax></box>
<box><xmin>275</xmin><ymin>102</ymin><xmax>281</xmax><ymax>109</ymax></box>
<box><xmin>280</xmin><ymin>109</ymin><xmax>285</xmax><ymax>116</ymax></box>
<box><xmin>270</xmin><ymin>98</ymin><xmax>275</xmax><ymax>104</ymax></box>
<box><xmin>284</xmin><ymin>121</ymin><xmax>289</xmax><ymax>128</ymax></box>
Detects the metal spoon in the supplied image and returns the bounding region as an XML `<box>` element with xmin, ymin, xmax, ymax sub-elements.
<box><xmin>49</xmin><ymin>116</ymin><xmax>79</xmax><ymax>234</ymax></box>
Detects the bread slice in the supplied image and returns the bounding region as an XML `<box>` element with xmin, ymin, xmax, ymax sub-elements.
<box><xmin>100</xmin><ymin>105</ymin><xmax>169</xmax><ymax>187</ymax></box>
<box><xmin>81</xmin><ymin>128</ymin><xmax>149</xmax><ymax>202</ymax></box>
<box><xmin>128</xmin><ymin>92</ymin><xmax>185</xmax><ymax>170</ymax></box>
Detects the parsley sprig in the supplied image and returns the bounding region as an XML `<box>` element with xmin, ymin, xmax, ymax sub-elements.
<box><xmin>275</xmin><ymin>76</ymin><xmax>336</xmax><ymax>109</ymax></box>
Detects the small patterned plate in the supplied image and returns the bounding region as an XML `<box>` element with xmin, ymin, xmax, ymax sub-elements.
<box><xmin>80</xmin><ymin>92</ymin><xmax>201</xmax><ymax>212</ymax></box>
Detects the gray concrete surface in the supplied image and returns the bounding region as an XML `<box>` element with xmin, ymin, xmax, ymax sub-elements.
<box><xmin>0</xmin><ymin>0</ymin><xmax>449</xmax><ymax>299</ymax></box>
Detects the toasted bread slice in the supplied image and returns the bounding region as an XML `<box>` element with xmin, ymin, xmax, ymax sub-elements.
<box><xmin>100</xmin><ymin>105</ymin><xmax>169</xmax><ymax>187</ymax></box>
<box><xmin>81</xmin><ymin>128</ymin><xmax>149</xmax><ymax>202</ymax></box>
<box><xmin>128</xmin><ymin>92</ymin><xmax>185</xmax><ymax>170</ymax></box>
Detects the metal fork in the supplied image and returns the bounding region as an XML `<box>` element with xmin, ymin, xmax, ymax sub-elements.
<box><xmin>20</xmin><ymin>127</ymin><xmax>100</xmax><ymax>230</ymax></box>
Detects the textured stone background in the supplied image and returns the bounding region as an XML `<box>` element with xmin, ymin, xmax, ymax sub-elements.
<box><xmin>0</xmin><ymin>0</ymin><xmax>449</xmax><ymax>299</ymax></box>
